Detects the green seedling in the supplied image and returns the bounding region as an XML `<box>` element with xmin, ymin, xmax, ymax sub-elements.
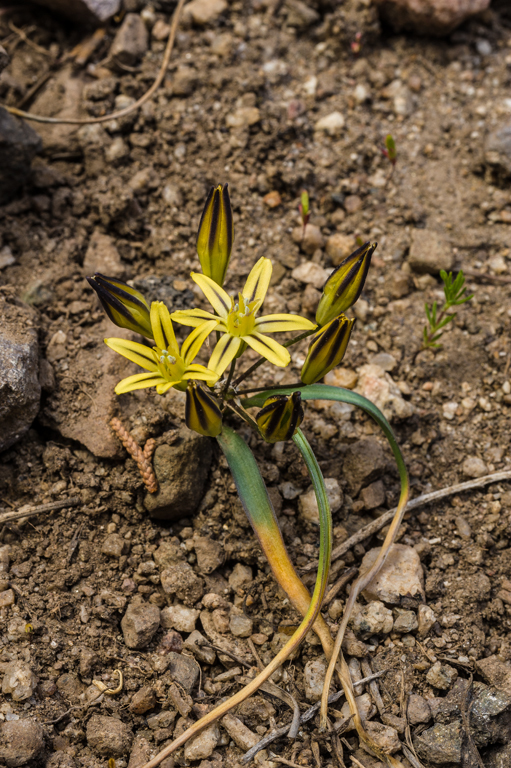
<box><xmin>382</xmin><ymin>134</ymin><xmax>397</xmax><ymax>167</ymax></box>
<box><xmin>298</xmin><ymin>188</ymin><xmax>310</xmax><ymax>236</ymax></box>
<box><xmin>422</xmin><ymin>269</ymin><xmax>474</xmax><ymax>350</ymax></box>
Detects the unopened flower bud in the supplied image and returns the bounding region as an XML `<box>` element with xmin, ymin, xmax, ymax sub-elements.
<box><xmin>301</xmin><ymin>315</ymin><xmax>355</xmax><ymax>385</ymax></box>
<box><xmin>316</xmin><ymin>241</ymin><xmax>376</xmax><ymax>327</ymax></box>
<box><xmin>256</xmin><ymin>391</ymin><xmax>305</xmax><ymax>443</ymax></box>
<box><xmin>185</xmin><ymin>381</ymin><xmax>223</xmax><ymax>437</ymax></box>
<box><xmin>196</xmin><ymin>183</ymin><xmax>234</xmax><ymax>287</ymax></box>
<box><xmin>87</xmin><ymin>273</ymin><xmax>153</xmax><ymax>338</ymax></box>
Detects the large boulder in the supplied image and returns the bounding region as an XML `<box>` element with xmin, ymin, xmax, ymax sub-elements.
<box><xmin>0</xmin><ymin>107</ymin><xmax>42</xmax><ymax>202</ymax></box>
<box><xmin>373</xmin><ymin>0</ymin><xmax>490</xmax><ymax>36</ymax></box>
<box><xmin>0</xmin><ymin>290</ymin><xmax>41</xmax><ymax>452</ymax></box>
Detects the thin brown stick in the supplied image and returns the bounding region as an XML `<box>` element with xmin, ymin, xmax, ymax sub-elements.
<box><xmin>323</xmin><ymin>567</ymin><xmax>358</xmax><ymax>607</ymax></box>
<box><xmin>463</xmin><ymin>270</ymin><xmax>511</xmax><ymax>285</ymax></box>
<box><xmin>2</xmin><ymin>0</ymin><xmax>186</xmax><ymax>125</ymax></box>
<box><xmin>0</xmin><ymin>497</ymin><xmax>81</xmax><ymax>525</ymax></box>
<box><xmin>110</xmin><ymin>418</ymin><xmax>158</xmax><ymax>493</ymax></box>
<box><xmin>303</xmin><ymin>469</ymin><xmax>511</xmax><ymax>573</ymax></box>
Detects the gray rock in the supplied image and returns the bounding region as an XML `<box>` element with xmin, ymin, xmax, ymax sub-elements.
<box><xmin>229</xmin><ymin>606</ymin><xmax>253</xmax><ymax>638</ymax></box>
<box><xmin>110</xmin><ymin>13</ymin><xmax>148</xmax><ymax>69</ymax></box>
<box><xmin>304</xmin><ymin>657</ymin><xmax>327</xmax><ymax>702</ymax></box>
<box><xmin>364</xmin><ymin>721</ymin><xmax>400</xmax><ymax>754</ymax></box>
<box><xmin>161</xmin><ymin>604</ymin><xmax>199</xmax><ymax>633</ymax></box>
<box><xmin>342</xmin><ymin>629</ymin><xmax>369</xmax><ymax>658</ymax></box>
<box><xmin>418</xmin><ymin>604</ymin><xmax>437</xmax><ymax>636</ymax></box>
<box><xmin>393</xmin><ymin>609</ymin><xmax>418</xmax><ymax>633</ymax></box>
<box><xmin>0</xmin><ymin>107</ymin><xmax>42</xmax><ymax>202</ymax></box>
<box><xmin>342</xmin><ymin>438</ymin><xmax>386</xmax><ymax>494</ymax></box>
<box><xmin>83</xmin><ymin>230</ymin><xmax>124</xmax><ymax>278</ymax></box>
<box><xmin>144</xmin><ymin>431</ymin><xmax>213</xmax><ymax>521</ymax></box>
<box><xmin>28</xmin><ymin>0</ymin><xmax>120</xmax><ymax>25</ymax></box>
<box><xmin>127</xmin><ymin>736</ymin><xmax>151</xmax><ymax>768</ymax></box>
<box><xmin>121</xmin><ymin>602</ymin><xmax>160</xmax><ymax>649</ymax></box>
<box><xmin>373</xmin><ymin>0</ymin><xmax>490</xmax><ymax>36</ymax></box>
<box><xmin>475</xmin><ymin>655</ymin><xmax>511</xmax><ymax>696</ymax></box>
<box><xmin>462</xmin><ymin>456</ymin><xmax>487</xmax><ymax>478</ymax></box>
<box><xmin>352</xmin><ymin>601</ymin><xmax>393</xmax><ymax>639</ymax></box>
<box><xmin>485</xmin><ymin>120</ymin><xmax>511</xmax><ymax>177</ymax></box>
<box><xmin>408</xmin><ymin>229</ymin><xmax>454</xmax><ymax>274</ymax></box>
<box><xmin>0</xmin><ymin>291</ymin><xmax>41</xmax><ymax>452</ymax></box>
<box><xmin>86</xmin><ymin>715</ymin><xmax>133</xmax><ymax>757</ymax></box>
<box><xmin>161</xmin><ymin>562</ymin><xmax>204</xmax><ymax>606</ymax></box>
<box><xmin>229</xmin><ymin>563</ymin><xmax>252</xmax><ymax>591</ymax></box>
<box><xmin>183</xmin><ymin>0</ymin><xmax>227</xmax><ymax>25</ymax></box>
<box><xmin>359</xmin><ymin>544</ymin><xmax>425</xmax><ymax>605</ymax></box>
<box><xmin>184</xmin><ymin>724</ymin><xmax>220</xmax><ymax>761</ymax></box>
<box><xmin>167</xmin><ymin>651</ymin><xmax>199</xmax><ymax>689</ymax></box>
<box><xmin>221</xmin><ymin>713</ymin><xmax>258</xmax><ymax>751</ymax></box>
<box><xmin>0</xmin><ymin>720</ymin><xmax>45</xmax><ymax>768</ymax></box>
<box><xmin>2</xmin><ymin>661</ymin><xmax>38</xmax><ymax>702</ymax></box>
<box><xmin>426</xmin><ymin>661</ymin><xmax>458</xmax><ymax>691</ymax></box>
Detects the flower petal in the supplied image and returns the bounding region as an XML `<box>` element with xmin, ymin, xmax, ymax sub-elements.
<box><xmin>105</xmin><ymin>338</ymin><xmax>158</xmax><ymax>371</ymax></box>
<box><xmin>255</xmin><ymin>313</ymin><xmax>316</xmax><ymax>334</ymax></box>
<box><xmin>150</xmin><ymin>302</ymin><xmax>179</xmax><ymax>355</ymax></box>
<box><xmin>244</xmin><ymin>332</ymin><xmax>291</xmax><ymax>368</ymax></box>
<box><xmin>115</xmin><ymin>372</ymin><xmax>167</xmax><ymax>394</ymax></box>
<box><xmin>171</xmin><ymin>308</ymin><xmax>219</xmax><ymax>327</ymax></box>
<box><xmin>208</xmin><ymin>334</ymin><xmax>242</xmax><ymax>376</ymax></box>
<box><xmin>182</xmin><ymin>364</ymin><xmax>220</xmax><ymax>383</ymax></box>
<box><xmin>181</xmin><ymin>320</ymin><xmax>219</xmax><ymax>364</ymax></box>
<box><xmin>242</xmin><ymin>257</ymin><xmax>272</xmax><ymax>304</ymax></box>
<box><xmin>156</xmin><ymin>382</ymin><xmax>175</xmax><ymax>395</ymax></box>
<box><xmin>191</xmin><ymin>272</ymin><xmax>231</xmax><ymax>318</ymax></box>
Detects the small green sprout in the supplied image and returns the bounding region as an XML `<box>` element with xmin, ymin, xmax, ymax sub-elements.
<box><xmin>422</xmin><ymin>269</ymin><xmax>474</xmax><ymax>350</ymax></box>
<box><xmin>298</xmin><ymin>189</ymin><xmax>310</xmax><ymax>236</ymax></box>
<box><xmin>382</xmin><ymin>134</ymin><xmax>397</xmax><ymax>167</ymax></box>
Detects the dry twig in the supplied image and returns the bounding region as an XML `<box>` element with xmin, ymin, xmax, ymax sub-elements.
<box><xmin>110</xmin><ymin>418</ymin><xmax>158</xmax><ymax>493</ymax></box>
<box><xmin>303</xmin><ymin>469</ymin><xmax>511</xmax><ymax>572</ymax></box>
<box><xmin>0</xmin><ymin>497</ymin><xmax>81</xmax><ymax>525</ymax></box>
<box><xmin>2</xmin><ymin>0</ymin><xmax>186</xmax><ymax>125</ymax></box>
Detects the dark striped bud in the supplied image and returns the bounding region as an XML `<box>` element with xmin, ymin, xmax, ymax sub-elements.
<box><xmin>185</xmin><ymin>381</ymin><xmax>223</xmax><ymax>437</ymax></box>
<box><xmin>87</xmin><ymin>273</ymin><xmax>153</xmax><ymax>338</ymax></box>
<box><xmin>301</xmin><ymin>315</ymin><xmax>355</xmax><ymax>385</ymax></box>
<box><xmin>196</xmin><ymin>183</ymin><xmax>234</xmax><ymax>287</ymax></box>
<box><xmin>316</xmin><ymin>241</ymin><xmax>376</xmax><ymax>327</ymax></box>
<box><xmin>256</xmin><ymin>391</ymin><xmax>305</xmax><ymax>444</ymax></box>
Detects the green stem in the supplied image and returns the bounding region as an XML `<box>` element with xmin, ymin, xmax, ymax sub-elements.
<box><xmin>235</xmin><ymin>381</ymin><xmax>304</xmax><ymax>396</ymax></box>
<box><xmin>232</xmin><ymin>328</ymin><xmax>317</xmax><ymax>388</ymax></box>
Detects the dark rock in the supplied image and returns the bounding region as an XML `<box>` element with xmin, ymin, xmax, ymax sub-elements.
<box><xmin>0</xmin><ymin>46</ymin><xmax>9</xmax><ymax>72</ymax></box>
<box><xmin>86</xmin><ymin>715</ymin><xmax>133</xmax><ymax>757</ymax></box>
<box><xmin>28</xmin><ymin>0</ymin><xmax>120</xmax><ymax>25</ymax></box>
<box><xmin>476</xmin><ymin>656</ymin><xmax>511</xmax><ymax>696</ymax></box>
<box><xmin>110</xmin><ymin>13</ymin><xmax>148</xmax><ymax>69</ymax></box>
<box><xmin>130</xmin><ymin>685</ymin><xmax>157</xmax><ymax>715</ymax></box>
<box><xmin>167</xmin><ymin>651</ymin><xmax>200</xmax><ymax>690</ymax></box>
<box><xmin>360</xmin><ymin>480</ymin><xmax>386</xmax><ymax>510</ymax></box>
<box><xmin>373</xmin><ymin>0</ymin><xmax>490</xmax><ymax>36</ymax></box>
<box><xmin>144</xmin><ymin>430</ymin><xmax>213</xmax><ymax>521</ymax></box>
<box><xmin>0</xmin><ymin>290</ymin><xmax>41</xmax><ymax>453</ymax></box>
<box><xmin>342</xmin><ymin>438</ymin><xmax>387</xmax><ymax>495</ymax></box>
<box><xmin>121</xmin><ymin>602</ymin><xmax>160</xmax><ymax>649</ymax></box>
<box><xmin>0</xmin><ymin>720</ymin><xmax>45</xmax><ymax>768</ymax></box>
<box><xmin>487</xmin><ymin>743</ymin><xmax>511</xmax><ymax>768</ymax></box>
<box><xmin>161</xmin><ymin>562</ymin><xmax>205</xmax><ymax>606</ymax></box>
<box><xmin>414</xmin><ymin>721</ymin><xmax>462</xmax><ymax>764</ymax></box>
<box><xmin>0</xmin><ymin>107</ymin><xmax>42</xmax><ymax>202</ymax></box>
<box><xmin>486</xmin><ymin>121</ymin><xmax>511</xmax><ymax>177</ymax></box>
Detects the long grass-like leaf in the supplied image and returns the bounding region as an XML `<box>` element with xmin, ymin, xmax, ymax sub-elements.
<box><xmin>137</xmin><ymin>426</ymin><xmax>332</xmax><ymax>768</ymax></box>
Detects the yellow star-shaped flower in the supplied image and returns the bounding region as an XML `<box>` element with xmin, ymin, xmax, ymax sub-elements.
<box><xmin>171</xmin><ymin>257</ymin><xmax>316</xmax><ymax>376</ymax></box>
<box><xmin>105</xmin><ymin>302</ymin><xmax>219</xmax><ymax>395</ymax></box>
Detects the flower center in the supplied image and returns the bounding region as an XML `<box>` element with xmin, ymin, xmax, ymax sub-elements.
<box><xmin>226</xmin><ymin>294</ymin><xmax>258</xmax><ymax>337</ymax></box>
<box><xmin>155</xmin><ymin>348</ymin><xmax>185</xmax><ymax>382</ymax></box>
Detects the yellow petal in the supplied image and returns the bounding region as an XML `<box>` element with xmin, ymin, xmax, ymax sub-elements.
<box><xmin>242</xmin><ymin>257</ymin><xmax>272</xmax><ymax>304</ymax></box>
<box><xmin>181</xmin><ymin>320</ymin><xmax>219</xmax><ymax>364</ymax></box>
<box><xmin>255</xmin><ymin>313</ymin><xmax>316</xmax><ymax>334</ymax></box>
<box><xmin>150</xmin><ymin>302</ymin><xmax>179</xmax><ymax>355</ymax></box>
<box><xmin>156</xmin><ymin>382</ymin><xmax>176</xmax><ymax>395</ymax></box>
<box><xmin>182</xmin><ymin>364</ymin><xmax>220</xmax><ymax>383</ymax></box>
<box><xmin>191</xmin><ymin>272</ymin><xmax>231</xmax><ymax>318</ymax></box>
<box><xmin>244</xmin><ymin>332</ymin><xmax>290</xmax><ymax>367</ymax></box>
<box><xmin>115</xmin><ymin>372</ymin><xmax>167</xmax><ymax>394</ymax></box>
<box><xmin>171</xmin><ymin>308</ymin><xmax>219</xmax><ymax>328</ymax></box>
<box><xmin>105</xmin><ymin>338</ymin><xmax>158</xmax><ymax>371</ymax></box>
<box><xmin>209</xmin><ymin>334</ymin><xmax>242</xmax><ymax>376</ymax></box>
